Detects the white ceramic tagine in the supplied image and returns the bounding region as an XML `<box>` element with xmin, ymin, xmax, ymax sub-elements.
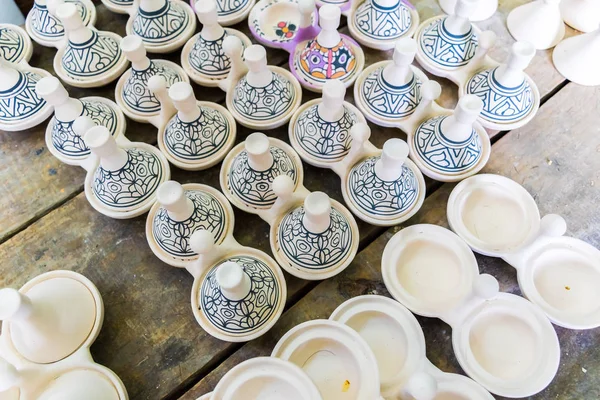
<box><xmin>181</xmin><ymin>0</ymin><xmax>252</xmax><ymax>87</ymax></box>
<box><xmin>194</xmin><ymin>0</ymin><xmax>256</xmax><ymax>26</ymax></box>
<box><xmin>0</xmin><ymin>23</ymin><xmax>34</xmax><ymax>65</ymax></box>
<box><xmin>438</xmin><ymin>0</ymin><xmax>497</xmax><ymax>22</ymax></box>
<box><xmin>382</xmin><ymin>224</ymin><xmax>561</xmax><ymax>397</ymax></box>
<box><xmin>25</xmin><ymin>0</ymin><xmax>96</xmax><ymax>48</ymax></box>
<box><xmin>115</xmin><ymin>35</ymin><xmax>188</xmax><ymax>124</ymax></box>
<box><xmin>126</xmin><ymin>0</ymin><xmax>197</xmax><ymax>53</ymax></box>
<box><xmin>553</xmin><ymin>27</ymin><xmax>600</xmax><ymax>86</ymax></box>
<box><xmin>560</xmin><ymin>0</ymin><xmax>600</xmax><ymax>33</ymax></box>
<box><xmin>53</xmin><ymin>3</ymin><xmax>128</xmax><ymax>88</ymax></box>
<box><xmin>447</xmin><ymin>174</ymin><xmax>600</xmax><ymax>329</ymax></box>
<box><xmin>507</xmin><ymin>0</ymin><xmax>565</xmax><ymax>50</ymax></box>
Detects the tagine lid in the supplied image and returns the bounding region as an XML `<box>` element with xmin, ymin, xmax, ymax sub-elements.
<box><xmin>146</xmin><ymin>182</ymin><xmax>236</xmax><ymax>268</ymax></box>
<box><xmin>212</xmin><ymin>357</ymin><xmax>322</xmax><ymax>400</ymax></box>
<box><xmin>0</xmin><ymin>23</ymin><xmax>33</xmax><ymax>65</ymax></box>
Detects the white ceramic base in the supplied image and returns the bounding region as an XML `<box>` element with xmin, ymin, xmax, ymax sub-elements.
<box><xmin>560</xmin><ymin>0</ymin><xmax>600</xmax><ymax>33</ymax></box>
<box><xmin>553</xmin><ymin>29</ymin><xmax>600</xmax><ymax>86</ymax></box>
<box><xmin>438</xmin><ymin>0</ymin><xmax>497</xmax><ymax>21</ymax></box>
<box><xmin>507</xmin><ymin>0</ymin><xmax>565</xmax><ymax>50</ymax></box>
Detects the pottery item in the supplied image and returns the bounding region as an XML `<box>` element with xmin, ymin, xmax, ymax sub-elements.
<box><xmin>447</xmin><ymin>174</ymin><xmax>600</xmax><ymax>330</ymax></box>
<box><xmin>37</xmin><ymin>76</ymin><xmax>126</xmax><ymax>167</ymax></box>
<box><xmin>53</xmin><ymin>3</ymin><xmax>128</xmax><ymax>88</ymax></box>
<box><xmin>0</xmin><ymin>24</ymin><xmax>34</xmax><ymax>65</ymax></box>
<box><xmin>382</xmin><ymin>224</ymin><xmax>561</xmax><ymax>397</ymax></box>
<box><xmin>0</xmin><ymin>270</ymin><xmax>128</xmax><ymax>399</ymax></box>
<box><xmin>181</xmin><ymin>0</ymin><xmax>252</xmax><ymax>87</ymax></box>
<box><xmin>439</xmin><ymin>0</ymin><xmax>497</xmax><ymax>21</ymax></box>
<box><xmin>192</xmin><ymin>0</ymin><xmax>256</xmax><ymax>26</ymax></box>
<box><xmin>115</xmin><ymin>35</ymin><xmax>189</xmax><ymax>124</ymax></box>
<box><xmin>507</xmin><ymin>0</ymin><xmax>564</xmax><ymax>50</ymax></box>
<box><xmin>126</xmin><ymin>0</ymin><xmax>196</xmax><ymax>53</ymax></box>
<box><xmin>315</xmin><ymin>0</ymin><xmax>352</xmax><ymax>15</ymax></box>
<box><xmin>272</xmin><ymin>319</ymin><xmax>382</xmax><ymax>399</ymax></box>
<box><xmin>25</xmin><ymin>0</ymin><xmax>96</xmax><ymax>48</ymax></box>
<box><xmin>560</xmin><ymin>0</ymin><xmax>600</xmax><ymax>33</ymax></box>
<box><xmin>101</xmin><ymin>0</ymin><xmax>134</xmax><ymax>14</ymax></box>
<box><xmin>220</xmin><ymin>133</ymin><xmax>360</xmax><ymax>280</ymax></box>
<box><xmin>347</xmin><ymin>0</ymin><xmax>419</xmax><ymax>50</ymax></box>
<box><xmin>79</xmin><ymin>120</ymin><xmax>171</xmax><ymax>219</ymax></box>
<box><xmin>553</xmin><ymin>28</ymin><xmax>600</xmax><ymax>86</ymax></box>
<box><xmin>330</xmin><ymin>295</ymin><xmax>494</xmax><ymax>399</ymax></box>
<box><xmin>211</xmin><ymin>357</ymin><xmax>322</xmax><ymax>399</ymax></box>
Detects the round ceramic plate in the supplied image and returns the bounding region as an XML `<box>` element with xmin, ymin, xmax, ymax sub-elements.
<box><xmin>330</xmin><ymin>295</ymin><xmax>425</xmax><ymax>398</ymax></box>
<box><xmin>382</xmin><ymin>224</ymin><xmax>480</xmax><ymax>318</ymax></box>
<box><xmin>212</xmin><ymin>357</ymin><xmax>322</xmax><ymax>399</ymax></box>
<box><xmin>146</xmin><ymin>184</ymin><xmax>236</xmax><ymax>268</ymax></box>
<box><xmin>0</xmin><ymin>23</ymin><xmax>33</xmax><ymax>64</ymax></box>
<box><xmin>447</xmin><ymin>174</ymin><xmax>541</xmax><ymax>257</ymax></box>
<box><xmin>272</xmin><ymin>319</ymin><xmax>381</xmax><ymax>399</ymax></box>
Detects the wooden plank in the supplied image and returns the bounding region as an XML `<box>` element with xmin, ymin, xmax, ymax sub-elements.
<box><xmin>181</xmin><ymin>83</ymin><xmax>600</xmax><ymax>400</ymax></box>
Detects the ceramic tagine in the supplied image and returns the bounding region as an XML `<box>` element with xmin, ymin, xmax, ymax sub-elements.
<box><xmin>438</xmin><ymin>0</ymin><xmax>497</xmax><ymax>22</ymax></box>
<box><xmin>126</xmin><ymin>0</ymin><xmax>196</xmax><ymax>53</ymax></box>
<box><xmin>101</xmin><ymin>0</ymin><xmax>134</xmax><ymax>14</ymax></box>
<box><xmin>0</xmin><ymin>270</ymin><xmax>128</xmax><ymax>399</ymax></box>
<box><xmin>155</xmin><ymin>81</ymin><xmax>237</xmax><ymax>170</ymax></box>
<box><xmin>0</xmin><ymin>24</ymin><xmax>34</xmax><ymax>65</ymax></box>
<box><xmin>447</xmin><ymin>174</ymin><xmax>600</xmax><ymax>330</ymax></box>
<box><xmin>181</xmin><ymin>0</ymin><xmax>252</xmax><ymax>87</ymax></box>
<box><xmin>272</xmin><ymin>319</ymin><xmax>382</xmax><ymax>399</ymax></box>
<box><xmin>553</xmin><ymin>27</ymin><xmax>600</xmax><ymax>87</ymax></box>
<box><xmin>25</xmin><ymin>0</ymin><xmax>96</xmax><ymax>48</ymax></box>
<box><xmin>53</xmin><ymin>3</ymin><xmax>128</xmax><ymax>88</ymax></box>
<box><xmin>381</xmin><ymin>224</ymin><xmax>561</xmax><ymax>397</ymax></box>
<box><xmin>560</xmin><ymin>0</ymin><xmax>600</xmax><ymax>33</ymax></box>
<box><xmin>193</xmin><ymin>0</ymin><xmax>256</xmax><ymax>26</ymax></box>
<box><xmin>507</xmin><ymin>0</ymin><xmax>564</xmax><ymax>50</ymax></box>
<box><xmin>36</xmin><ymin>76</ymin><xmax>127</xmax><ymax>167</ymax></box>
<box><xmin>347</xmin><ymin>0</ymin><xmax>419</xmax><ymax>50</ymax></box>
<box><xmin>78</xmin><ymin>119</ymin><xmax>171</xmax><ymax>219</ymax></box>
<box><xmin>115</xmin><ymin>35</ymin><xmax>188</xmax><ymax>124</ymax></box>
<box><xmin>220</xmin><ymin>133</ymin><xmax>360</xmax><ymax>280</ymax></box>
<box><xmin>330</xmin><ymin>295</ymin><xmax>494</xmax><ymax>399</ymax></box>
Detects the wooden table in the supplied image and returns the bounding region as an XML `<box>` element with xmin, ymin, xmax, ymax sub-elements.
<box><xmin>1</xmin><ymin>1</ymin><xmax>598</xmax><ymax>399</ymax></box>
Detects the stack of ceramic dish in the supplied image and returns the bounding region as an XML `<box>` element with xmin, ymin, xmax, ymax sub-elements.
<box><xmin>0</xmin><ymin>270</ymin><xmax>128</xmax><ymax>399</ymax></box>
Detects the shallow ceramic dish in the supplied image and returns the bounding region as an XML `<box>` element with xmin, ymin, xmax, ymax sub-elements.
<box><xmin>0</xmin><ymin>270</ymin><xmax>128</xmax><ymax>399</ymax></box>
<box><xmin>192</xmin><ymin>0</ymin><xmax>256</xmax><ymax>26</ymax></box>
<box><xmin>448</xmin><ymin>174</ymin><xmax>600</xmax><ymax>330</ymax></box>
<box><xmin>272</xmin><ymin>319</ymin><xmax>382</xmax><ymax>399</ymax></box>
<box><xmin>382</xmin><ymin>224</ymin><xmax>561</xmax><ymax>397</ymax></box>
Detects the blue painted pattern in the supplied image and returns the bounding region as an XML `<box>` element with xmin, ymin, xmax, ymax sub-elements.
<box><xmin>0</xmin><ymin>70</ymin><xmax>46</xmax><ymax>123</ymax></box>
<box><xmin>354</xmin><ymin>0</ymin><xmax>413</xmax><ymax>41</ymax></box>
<box><xmin>62</xmin><ymin>31</ymin><xmax>122</xmax><ymax>78</ymax></box>
<box><xmin>29</xmin><ymin>0</ymin><xmax>90</xmax><ymax>40</ymax></box>
<box><xmin>419</xmin><ymin>18</ymin><xmax>478</xmax><ymax>69</ymax></box>
<box><xmin>123</xmin><ymin>60</ymin><xmax>184</xmax><ymax>114</ymax></box>
<box><xmin>360</xmin><ymin>66</ymin><xmax>422</xmax><ymax>119</ymax></box>
<box><xmin>132</xmin><ymin>1</ymin><xmax>190</xmax><ymax>45</ymax></box>
<box><xmin>216</xmin><ymin>0</ymin><xmax>251</xmax><ymax>17</ymax></box>
<box><xmin>0</xmin><ymin>26</ymin><xmax>26</xmax><ymax>63</ymax></box>
<box><xmin>233</xmin><ymin>72</ymin><xmax>296</xmax><ymax>121</ymax></box>
<box><xmin>200</xmin><ymin>255</ymin><xmax>280</xmax><ymax>334</ymax></box>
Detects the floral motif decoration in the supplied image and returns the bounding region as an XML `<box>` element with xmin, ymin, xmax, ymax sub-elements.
<box><xmin>200</xmin><ymin>255</ymin><xmax>280</xmax><ymax>334</ymax></box>
<box><xmin>419</xmin><ymin>17</ymin><xmax>478</xmax><ymax>69</ymax></box>
<box><xmin>251</xmin><ymin>0</ymin><xmax>312</xmax><ymax>44</ymax></box>
<box><xmin>348</xmin><ymin>156</ymin><xmax>419</xmax><ymax>217</ymax></box>
<box><xmin>62</xmin><ymin>31</ymin><xmax>122</xmax><ymax>78</ymax></box>
<box><xmin>163</xmin><ymin>105</ymin><xmax>231</xmax><ymax>162</ymax></box>
<box><xmin>360</xmin><ymin>66</ymin><xmax>422</xmax><ymax>119</ymax></box>
<box><xmin>295</xmin><ymin>38</ymin><xmax>357</xmax><ymax>83</ymax></box>
<box><xmin>153</xmin><ymin>190</ymin><xmax>228</xmax><ymax>258</ymax></box>
<box><xmin>414</xmin><ymin>116</ymin><xmax>482</xmax><ymax>173</ymax></box>
<box><xmin>466</xmin><ymin>67</ymin><xmax>534</xmax><ymax>124</ymax></box>
<box><xmin>0</xmin><ymin>70</ymin><xmax>46</xmax><ymax>122</ymax></box>
<box><xmin>0</xmin><ymin>26</ymin><xmax>26</xmax><ymax>63</ymax></box>
<box><xmin>29</xmin><ymin>0</ymin><xmax>90</xmax><ymax>39</ymax></box>
<box><xmin>354</xmin><ymin>0</ymin><xmax>413</xmax><ymax>40</ymax></box>
<box><xmin>277</xmin><ymin>206</ymin><xmax>353</xmax><ymax>270</ymax></box>
<box><xmin>216</xmin><ymin>0</ymin><xmax>251</xmax><ymax>17</ymax></box>
<box><xmin>233</xmin><ymin>72</ymin><xmax>296</xmax><ymax>121</ymax></box>
<box><xmin>227</xmin><ymin>147</ymin><xmax>298</xmax><ymax>209</ymax></box>
<box><xmin>92</xmin><ymin>148</ymin><xmax>163</xmax><ymax>209</ymax></box>
<box><xmin>51</xmin><ymin>99</ymin><xmax>118</xmax><ymax>158</ymax></box>
<box><xmin>123</xmin><ymin>60</ymin><xmax>184</xmax><ymax>114</ymax></box>
<box><xmin>275</xmin><ymin>21</ymin><xmax>296</xmax><ymax>39</ymax></box>
<box><xmin>133</xmin><ymin>1</ymin><xmax>190</xmax><ymax>45</ymax></box>
<box><xmin>293</xmin><ymin>104</ymin><xmax>358</xmax><ymax>162</ymax></box>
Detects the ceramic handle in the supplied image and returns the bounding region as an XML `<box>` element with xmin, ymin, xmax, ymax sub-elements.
<box><xmin>374</xmin><ymin>139</ymin><xmax>409</xmax><ymax>182</ymax></box>
<box><xmin>245</xmin><ymin>133</ymin><xmax>274</xmax><ymax>171</ymax></box>
<box><xmin>454</xmin><ymin>95</ymin><xmax>483</xmax><ymax>124</ymax></box>
<box><xmin>507</xmin><ymin>41</ymin><xmax>536</xmax><ymax>72</ymax></box>
<box><xmin>56</xmin><ymin>3</ymin><xmax>83</xmax><ymax>31</ymax></box>
<box><xmin>382</xmin><ymin>38</ymin><xmax>417</xmax><ymax>87</ymax></box>
<box><xmin>420</xmin><ymin>81</ymin><xmax>442</xmax><ymax>102</ymax></box>
<box><xmin>319</xmin><ymin>79</ymin><xmax>346</xmax><ymax>122</ymax></box>
<box><xmin>319</xmin><ymin>4</ymin><xmax>341</xmax><ymax>31</ymax></box>
<box><xmin>121</xmin><ymin>35</ymin><xmax>151</xmax><ymax>70</ymax></box>
<box><xmin>157</xmin><ymin>181</ymin><xmax>195</xmax><ymax>221</ymax></box>
<box><xmin>84</xmin><ymin>125</ymin><xmax>129</xmax><ymax>171</ymax></box>
<box><xmin>36</xmin><ymin>76</ymin><xmax>69</xmax><ymax>107</ymax></box>
<box><xmin>0</xmin><ymin>288</ymin><xmax>33</xmax><ymax>321</ymax></box>
<box><xmin>216</xmin><ymin>261</ymin><xmax>252</xmax><ymax>301</ymax></box>
<box><xmin>244</xmin><ymin>45</ymin><xmax>268</xmax><ymax>74</ymax></box>
<box><xmin>454</xmin><ymin>0</ymin><xmax>478</xmax><ymax>18</ymax></box>
<box><xmin>298</xmin><ymin>0</ymin><xmax>314</xmax><ymax>28</ymax></box>
<box><xmin>302</xmin><ymin>192</ymin><xmax>331</xmax><ymax>234</ymax></box>
<box><xmin>47</xmin><ymin>0</ymin><xmax>65</xmax><ymax>18</ymax></box>
<box><xmin>0</xmin><ymin>357</ymin><xmax>19</xmax><ymax>391</ymax></box>
<box><xmin>393</xmin><ymin>38</ymin><xmax>417</xmax><ymax>67</ymax></box>
<box><xmin>73</xmin><ymin>116</ymin><xmax>97</xmax><ymax>139</ymax></box>
<box><xmin>169</xmin><ymin>82</ymin><xmax>201</xmax><ymax>122</ymax></box>
<box><xmin>403</xmin><ymin>371</ymin><xmax>438</xmax><ymax>400</ymax></box>
<box><xmin>473</xmin><ymin>274</ymin><xmax>499</xmax><ymax>299</ymax></box>
<box><xmin>539</xmin><ymin>214</ymin><xmax>567</xmax><ymax>237</ymax></box>
<box><xmin>190</xmin><ymin>230</ymin><xmax>216</xmax><ymax>255</ymax></box>
<box><xmin>273</xmin><ymin>175</ymin><xmax>295</xmax><ymax>200</ymax></box>
<box><xmin>195</xmin><ymin>0</ymin><xmax>218</xmax><ymax>24</ymax></box>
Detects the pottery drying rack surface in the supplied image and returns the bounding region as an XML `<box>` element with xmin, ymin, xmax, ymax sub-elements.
<box><xmin>1</xmin><ymin>1</ymin><xmax>599</xmax><ymax>399</ymax></box>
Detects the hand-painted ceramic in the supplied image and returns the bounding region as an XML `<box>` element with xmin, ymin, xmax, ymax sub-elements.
<box><xmin>448</xmin><ymin>174</ymin><xmax>600</xmax><ymax>329</ymax></box>
<box><xmin>439</xmin><ymin>0</ymin><xmax>497</xmax><ymax>22</ymax></box>
<box><xmin>126</xmin><ymin>0</ymin><xmax>196</xmax><ymax>54</ymax></box>
<box><xmin>116</xmin><ymin>35</ymin><xmax>188</xmax><ymax>124</ymax></box>
<box><xmin>146</xmin><ymin>182</ymin><xmax>235</xmax><ymax>268</ymax></box>
<box><xmin>0</xmin><ymin>24</ymin><xmax>34</xmax><ymax>65</ymax></box>
<box><xmin>382</xmin><ymin>224</ymin><xmax>561</xmax><ymax>397</ymax></box>
<box><xmin>553</xmin><ymin>28</ymin><xmax>600</xmax><ymax>87</ymax></box>
<box><xmin>507</xmin><ymin>0</ymin><xmax>564</xmax><ymax>50</ymax></box>
<box><xmin>315</xmin><ymin>0</ymin><xmax>351</xmax><ymax>15</ymax></box>
<box><xmin>0</xmin><ymin>270</ymin><xmax>128</xmax><ymax>399</ymax></box>
<box><xmin>192</xmin><ymin>0</ymin><xmax>256</xmax><ymax>26</ymax></box>
<box><xmin>101</xmin><ymin>0</ymin><xmax>134</xmax><ymax>14</ymax></box>
<box><xmin>272</xmin><ymin>319</ymin><xmax>382</xmax><ymax>399</ymax></box>
<box><xmin>347</xmin><ymin>0</ymin><xmax>419</xmax><ymax>50</ymax></box>
<box><xmin>82</xmin><ymin>124</ymin><xmax>171</xmax><ymax>219</ymax></box>
<box><xmin>182</xmin><ymin>0</ymin><xmax>252</xmax><ymax>87</ymax></box>
<box><xmin>157</xmin><ymin>82</ymin><xmax>237</xmax><ymax>170</ymax></box>
<box><xmin>26</xmin><ymin>0</ymin><xmax>96</xmax><ymax>48</ymax></box>
<box><xmin>220</xmin><ymin>134</ymin><xmax>304</xmax><ymax>213</ymax></box>
<box><xmin>270</xmin><ymin>191</ymin><xmax>359</xmax><ymax>280</ymax></box>
<box><xmin>54</xmin><ymin>3</ymin><xmax>128</xmax><ymax>88</ymax></box>
<box><xmin>37</xmin><ymin>76</ymin><xmax>126</xmax><ymax>166</ymax></box>
<box><xmin>211</xmin><ymin>358</ymin><xmax>323</xmax><ymax>400</ymax></box>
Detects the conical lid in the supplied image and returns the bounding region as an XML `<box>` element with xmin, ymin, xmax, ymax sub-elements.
<box><xmin>26</xmin><ymin>0</ymin><xmax>95</xmax><ymax>47</ymax></box>
<box><xmin>0</xmin><ymin>23</ymin><xmax>33</xmax><ymax>64</ymax></box>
